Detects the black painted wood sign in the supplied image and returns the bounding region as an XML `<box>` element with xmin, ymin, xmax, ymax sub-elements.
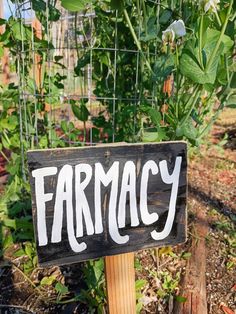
<box><xmin>27</xmin><ymin>142</ymin><xmax>187</xmax><ymax>266</ymax></box>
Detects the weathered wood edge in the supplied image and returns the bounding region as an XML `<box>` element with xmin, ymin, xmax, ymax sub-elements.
<box><xmin>37</xmin><ymin>236</ymin><xmax>187</xmax><ymax>267</ymax></box>
<box><xmin>27</xmin><ymin>140</ymin><xmax>187</xmax><ymax>154</ymax></box>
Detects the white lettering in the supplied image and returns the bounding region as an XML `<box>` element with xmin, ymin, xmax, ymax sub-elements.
<box><xmin>151</xmin><ymin>157</ymin><xmax>182</xmax><ymax>240</ymax></box>
<box><xmin>95</xmin><ymin>162</ymin><xmax>129</xmax><ymax>244</ymax></box>
<box><xmin>32</xmin><ymin>167</ymin><xmax>57</xmax><ymax>246</ymax></box>
<box><xmin>140</xmin><ymin>160</ymin><xmax>159</xmax><ymax>225</ymax></box>
<box><xmin>51</xmin><ymin>165</ymin><xmax>86</xmax><ymax>253</ymax></box>
<box><xmin>118</xmin><ymin>161</ymin><xmax>139</xmax><ymax>228</ymax></box>
<box><xmin>75</xmin><ymin>164</ymin><xmax>94</xmax><ymax>237</ymax></box>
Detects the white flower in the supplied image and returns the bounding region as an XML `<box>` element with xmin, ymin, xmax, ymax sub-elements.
<box><xmin>162</xmin><ymin>29</ymin><xmax>175</xmax><ymax>43</ymax></box>
<box><xmin>162</xmin><ymin>19</ymin><xmax>186</xmax><ymax>43</ymax></box>
<box><xmin>203</xmin><ymin>0</ymin><xmax>220</xmax><ymax>13</ymax></box>
<box><xmin>168</xmin><ymin>19</ymin><xmax>186</xmax><ymax>37</ymax></box>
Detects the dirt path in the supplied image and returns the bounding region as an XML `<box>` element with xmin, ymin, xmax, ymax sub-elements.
<box><xmin>185</xmin><ymin>111</ymin><xmax>236</xmax><ymax>314</ymax></box>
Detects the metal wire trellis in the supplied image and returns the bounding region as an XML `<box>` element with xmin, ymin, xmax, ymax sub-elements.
<box><xmin>7</xmin><ymin>0</ymin><xmax>161</xmax><ymax>178</ymax></box>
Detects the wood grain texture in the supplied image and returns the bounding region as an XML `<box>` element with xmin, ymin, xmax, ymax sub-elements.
<box><xmin>173</xmin><ymin>202</ymin><xmax>208</xmax><ymax>314</ymax></box>
<box><xmin>105</xmin><ymin>253</ymin><xmax>136</xmax><ymax>314</ymax></box>
<box><xmin>27</xmin><ymin>142</ymin><xmax>187</xmax><ymax>266</ymax></box>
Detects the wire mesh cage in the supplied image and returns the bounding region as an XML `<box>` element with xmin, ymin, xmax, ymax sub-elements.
<box><xmin>0</xmin><ymin>0</ymin><xmax>163</xmax><ymax>179</ymax></box>
<box><xmin>1</xmin><ymin>0</ymin><xmax>235</xmax><ymax>183</ymax></box>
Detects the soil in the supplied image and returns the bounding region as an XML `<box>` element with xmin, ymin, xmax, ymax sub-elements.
<box><xmin>0</xmin><ymin>109</ymin><xmax>235</xmax><ymax>314</ymax></box>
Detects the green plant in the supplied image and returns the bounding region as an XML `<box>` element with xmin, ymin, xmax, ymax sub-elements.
<box><xmin>157</xmin><ymin>271</ymin><xmax>181</xmax><ymax>299</ymax></box>
<box><xmin>14</xmin><ymin>241</ymin><xmax>37</xmax><ymax>273</ymax></box>
<box><xmin>74</xmin><ymin>259</ymin><xmax>106</xmax><ymax>313</ymax></box>
<box><xmin>59</xmin><ymin>0</ymin><xmax>235</xmax><ymax>145</ymax></box>
<box><xmin>135</xmin><ymin>279</ymin><xmax>148</xmax><ymax>313</ymax></box>
<box><xmin>0</xmin><ymin>0</ymin><xmax>235</xmax><ymax>312</ymax></box>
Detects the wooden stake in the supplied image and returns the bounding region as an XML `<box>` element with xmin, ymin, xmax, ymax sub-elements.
<box><xmin>32</xmin><ymin>18</ymin><xmax>42</xmax><ymax>89</ymax></box>
<box><xmin>173</xmin><ymin>200</ymin><xmax>208</xmax><ymax>314</ymax></box>
<box><xmin>105</xmin><ymin>253</ymin><xmax>136</xmax><ymax>314</ymax></box>
<box><xmin>0</xmin><ymin>0</ymin><xmax>10</xmax><ymax>85</ymax></box>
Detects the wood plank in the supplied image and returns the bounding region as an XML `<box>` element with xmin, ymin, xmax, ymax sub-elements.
<box><xmin>105</xmin><ymin>253</ymin><xmax>136</xmax><ymax>314</ymax></box>
<box><xmin>27</xmin><ymin>142</ymin><xmax>187</xmax><ymax>266</ymax></box>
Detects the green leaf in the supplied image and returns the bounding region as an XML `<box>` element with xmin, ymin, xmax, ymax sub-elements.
<box><xmin>180</xmin><ymin>42</ymin><xmax>224</xmax><ymax>84</ymax></box>
<box><xmin>148</xmin><ymin>108</ymin><xmax>162</xmax><ymax>126</ymax></box>
<box><xmin>1</xmin><ymin>115</ymin><xmax>18</xmax><ymax>130</ymax></box>
<box><xmin>135</xmin><ymin>279</ymin><xmax>147</xmax><ymax>291</ymax></box>
<box><xmin>134</xmin><ymin>258</ymin><xmax>142</xmax><ymax>271</ymax></box>
<box><xmin>93</xmin><ymin>259</ymin><xmax>104</xmax><ymax>282</ymax></box>
<box><xmin>25</xmin><ymin>243</ymin><xmax>33</xmax><ymax>259</ymax></box>
<box><xmin>3</xmin><ymin>218</ymin><xmax>16</xmax><ymax>229</ymax></box>
<box><xmin>142</xmin><ymin>127</ymin><xmax>167</xmax><ymax>142</ymax></box>
<box><xmin>61</xmin><ymin>120</ymin><xmax>68</xmax><ymax>133</ymax></box>
<box><xmin>3</xmin><ymin>232</ymin><xmax>13</xmax><ymax>249</ymax></box>
<box><xmin>61</xmin><ymin>0</ymin><xmax>88</xmax><ymax>12</ymax></box>
<box><xmin>153</xmin><ymin>54</ymin><xmax>174</xmax><ymax>82</ymax></box>
<box><xmin>176</xmin><ymin>119</ymin><xmax>197</xmax><ymax>140</ymax></box>
<box><xmin>33</xmin><ymin>256</ymin><xmax>38</xmax><ymax>267</ymax></box>
<box><xmin>140</xmin><ymin>16</ymin><xmax>160</xmax><ymax>42</ymax></box>
<box><xmin>136</xmin><ymin>301</ymin><xmax>143</xmax><ymax>313</ymax></box>
<box><xmin>226</xmin><ymin>94</ymin><xmax>236</xmax><ymax>108</ymax></box>
<box><xmin>11</xmin><ymin>21</ymin><xmax>31</xmax><ymax>41</ymax></box>
<box><xmin>0</xmin><ymin>18</ymin><xmax>6</xmax><ymax>25</ymax></box>
<box><xmin>0</xmin><ymin>45</ymin><xmax>4</xmax><ymax>58</ymax></box>
<box><xmin>74</xmin><ymin>53</ymin><xmax>90</xmax><ymax>76</ymax></box>
<box><xmin>48</xmin><ymin>5</ymin><xmax>61</xmax><ymax>22</ymax></box>
<box><xmin>205</xmin><ymin>29</ymin><xmax>233</xmax><ymax>54</ymax></box>
<box><xmin>72</xmin><ymin>103</ymin><xmax>89</xmax><ymax>122</ymax></box>
<box><xmin>14</xmin><ymin>248</ymin><xmax>25</xmax><ymax>257</ymax></box>
<box><xmin>41</xmin><ymin>275</ymin><xmax>56</xmax><ymax>286</ymax></box>
<box><xmin>159</xmin><ymin>9</ymin><xmax>172</xmax><ymax>24</ymax></box>
<box><xmin>175</xmin><ymin>295</ymin><xmax>187</xmax><ymax>303</ymax></box>
<box><xmin>32</xmin><ymin>0</ymin><xmax>46</xmax><ymax>12</ymax></box>
<box><xmin>182</xmin><ymin>252</ymin><xmax>192</xmax><ymax>259</ymax></box>
<box><xmin>110</xmin><ymin>0</ymin><xmax>124</xmax><ymax>10</ymax></box>
<box><xmin>183</xmin><ymin>120</ymin><xmax>197</xmax><ymax>140</ymax></box>
<box><xmin>55</xmin><ymin>282</ymin><xmax>69</xmax><ymax>295</ymax></box>
<box><xmin>142</xmin><ymin>131</ymin><xmax>159</xmax><ymax>142</ymax></box>
<box><xmin>230</xmin><ymin>72</ymin><xmax>236</xmax><ymax>88</ymax></box>
<box><xmin>39</xmin><ymin>135</ymin><xmax>48</xmax><ymax>148</ymax></box>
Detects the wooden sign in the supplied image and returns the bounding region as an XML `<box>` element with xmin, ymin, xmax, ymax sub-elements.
<box><xmin>27</xmin><ymin>142</ymin><xmax>187</xmax><ymax>266</ymax></box>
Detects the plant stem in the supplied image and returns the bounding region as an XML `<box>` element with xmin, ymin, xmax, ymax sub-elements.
<box><xmin>214</xmin><ymin>11</ymin><xmax>222</xmax><ymax>27</ymax></box>
<box><xmin>123</xmin><ymin>8</ymin><xmax>153</xmax><ymax>75</ymax></box>
<box><xmin>205</xmin><ymin>0</ymin><xmax>233</xmax><ymax>73</ymax></box>
<box><xmin>199</xmin><ymin>14</ymin><xmax>204</xmax><ymax>69</ymax></box>
<box><xmin>225</xmin><ymin>54</ymin><xmax>229</xmax><ymax>83</ymax></box>
<box><xmin>198</xmin><ymin>102</ymin><xmax>224</xmax><ymax>140</ymax></box>
<box><xmin>175</xmin><ymin>46</ymin><xmax>179</xmax><ymax>119</ymax></box>
<box><xmin>141</xmin><ymin>0</ymin><xmax>147</xmax><ymax>35</ymax></box>
<box><xmin>83</xmin><ymin>121</ymin><xmax>86</xmax><ymax>143</ymax></box>
<box><xmin>12</xmin><ymin>263</ymin><xmax>45</xmax><ymax>298</ymax></box>
<box><xmin>180</xmin><ymin>85</ymin><xmax>201</xmax><ymax>126</ymax></box>
<box><xmin>0</xmin><ymin>150</ymin><xmax>10</xmax><ymax>163</ymax></box>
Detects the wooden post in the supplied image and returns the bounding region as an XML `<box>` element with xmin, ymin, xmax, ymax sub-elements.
<box><xmin>0</xmin><ymin>0</ymin><xmax>10</xmax><ymax>85</ymax></box>
<box><xmin>32</xmin><ymin>18</ymin><xmax>42</xmax><ymax>89</ymax></box>
<box><xmin>173</xmin><ymin>200</ymin><xmax>208</xmax><ymax>314</ymax></box>
<box><xmin>105</xmin><ymin>253</ymin><xmax>136</xmax><ymax>314</ymax></box>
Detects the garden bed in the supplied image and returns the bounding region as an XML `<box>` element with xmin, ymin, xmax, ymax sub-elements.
<box><xmin>0</xmin><ymin>111</ymin><xmax>235</xmax><ymax>313</ymax></box>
